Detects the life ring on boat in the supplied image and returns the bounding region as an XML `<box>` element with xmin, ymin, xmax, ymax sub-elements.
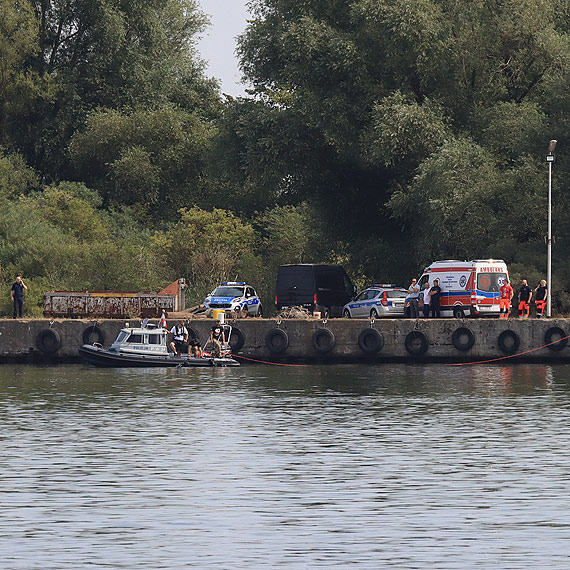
<box><xmin>312</xmin><ymin>328</ymin><xmax>335</xmax><ymax>354</ymax></box>
<box><xmin>357</xmin><ymin>328</ymin><xmax>384</xmax><ymax>353</ymax></box>
<box><xmin>405</xmin><ymin>331</ymin><xmax>428</xmax><ymax>356</ymax></box>
<box><xmin>451</xmin><ymin>327</ymin><xmax>475</xmax><ymax>351</ymax></box>
<box><xmin>544</xmin><ymin>327</ymin><xmax>568</xmax><ymax>352</ymax></box>
<box><xmin>497</xmin><ymin>330</ymin><xmax>520</xmax><ymax>354</ymax></box>
<box><xmin>36</xmin><ymin>328</ymin><xmax>61</xmax><ymax>354</ymax></box>
<box><xmin>228</xmin><ymin>327</ymin><xmax>244</xmax><ymax>352</ymax></box>
<box><xmin>82</xmin><ymin>325</ymin><xmax>105</xmax><ymax>346</ymax></box>
<box><xmin>265</xmin><ymin>329</ymin><xmax>289</xmax><ymax>353</ymax></box>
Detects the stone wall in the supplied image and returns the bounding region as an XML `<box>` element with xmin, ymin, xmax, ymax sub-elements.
<box><xmin>1</xmin><ymin>317</ymin><xmax>569</xmax><ymax>364</ymax></box>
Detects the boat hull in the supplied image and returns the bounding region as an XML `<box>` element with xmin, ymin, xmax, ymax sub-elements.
<box><xmin>79</xmin><ymin>344</ymin><xmax>239</xmax><ymax>367</ymax></box>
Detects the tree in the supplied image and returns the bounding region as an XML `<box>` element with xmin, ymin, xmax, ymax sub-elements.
<box><xmin>3</xmin><ymin>0</ymin><xmax>221</xmax><ymax>181</ymax></box>
<box><xmin>232</xmin><ymin>0</ymin><xmax>570</xmax><ymax>288</ymax></box>
<box><xmin>69</xmin><ymin>105</ymin><xmax>217</xmax><ymax>218</ymax></box>
<box><xmin>151</xmin><ymin>207</ymin><xmax>256</xmax><ymax>302</ymax></box>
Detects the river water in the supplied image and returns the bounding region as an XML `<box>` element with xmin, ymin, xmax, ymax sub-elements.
<box><xmin>1</xmin><ymin>362</ymin><xmax>570</xmax><ymax>569</ymax></box>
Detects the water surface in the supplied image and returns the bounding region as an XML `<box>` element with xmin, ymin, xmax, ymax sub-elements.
<box><xmin>1</xmin><ymin>363</ymin><xmax>570</xmax><ymax>568</ymax></box>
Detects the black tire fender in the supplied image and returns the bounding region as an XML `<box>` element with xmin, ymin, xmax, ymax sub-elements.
<box><xmin>451</xmin><ymin>327</ymin><xmax>475</xmax><ymax>351</ymax></box>
<box><xmin>405</xmin><ymin>331</ymin><xmax>428</xmax><ymax>356</ymax></box>
<box><xmin>265</xmin><ymin>329</ymin><xmax>289</xmax><ymax>354</ymax></box>
<box><xmin>497</xmin><ymin>330</ymin><xmax>520</xmax><ymax>354</ymax></box>
<box><xmin>312</xmin><ymin>328</ymin><xmax>335</xmax><ymax>354</ymax></box>
<box><xmin>36</xmin><ymin>328</ymin><xmax>61</xmax><ymax>354</ymax></box>
<box><xmin>545</xmin><ymin>327</ymin><xmax>568</xmax><ymax>352</ymax></box>
<box><xmin>358</xmin><ymin>328</ymin><xmax>384</xmax><ymax>353</ymax></box>
<box><xmin>82</xmin><ymin>325</ymin><xmax>105</xmax><ymax>346</ymax></box>
<box><xmin>228</xmin><ymin>327</ymin><xmax>245</xmax><ymax>352</ymax></box>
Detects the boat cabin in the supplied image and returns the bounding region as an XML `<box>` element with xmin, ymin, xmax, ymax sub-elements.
<box><xmin>109</xmin><ymin>324</ymin><xmax>169</xmax><ymax>356</ymax></box>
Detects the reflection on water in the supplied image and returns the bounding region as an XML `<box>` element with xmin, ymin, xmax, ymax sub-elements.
<box><xmin>1</xmin><ymin>363</ymin><xmax>570</xmax><ymax>569</ymax></box>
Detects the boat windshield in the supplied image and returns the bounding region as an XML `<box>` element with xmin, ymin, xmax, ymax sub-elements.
<box><xmin>212</xmin><ymin>286</ymin><xmax>244</xmax><ymax>297</ymax></box>
<box><xmin>115</xmin><ymin>331</ymin><xmax>129</xmax><ymax>343</ymax></box>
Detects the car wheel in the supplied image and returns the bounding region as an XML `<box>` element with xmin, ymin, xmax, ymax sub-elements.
<box><xmin>321</xmin><ymin>307</ymin><xmax>330</xmax><ymax>319</ymax></box>
<box><xmin>453</xmin><ymin>307</ymin><xmax>465</xmax><ymax>319</ymax></box>
<box><xmin>370</xmin><ymin>309</ymin><xmax>379</xmax><ymax>319</ymax></box>
<box><xmin>257</xmin><ymin>305</ymin><xmax>263</xmax><ymax>317</ymax></box>
<box><xmin>343</xmin><ymin>308</ymin><xmax>351</xmax><ymax>319</ymax></box>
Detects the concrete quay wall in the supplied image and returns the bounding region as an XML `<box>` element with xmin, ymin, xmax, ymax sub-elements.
<box><xmin>1</xmin><ymin>317</ymin><xmax>569</xmax><ymax>364</ymax></box>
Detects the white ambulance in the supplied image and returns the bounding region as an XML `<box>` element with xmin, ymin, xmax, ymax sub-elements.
<box><xmin>418</xmin><ymin>259</ymin><xmax>510</xmax><ymax>318</ymax></box>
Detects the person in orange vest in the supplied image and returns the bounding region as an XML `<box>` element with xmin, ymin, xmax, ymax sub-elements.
<box><xmin>534</xmin><ymin>280</ymin><xmax>548</xmax><ymax>318</ymax></box>
<box><xmin>517</xmin><ymin>279</ymin><xmax>532</xmax><ymax>319</ymax></box>
<box><xmin>499</xmin><ymin>279</ymin><xmax>514</xmax><ymax>319</ymax></box>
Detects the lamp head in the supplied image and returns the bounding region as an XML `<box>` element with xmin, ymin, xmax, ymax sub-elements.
<box><xmin>548</xmin><ymin>139</ymin><xmax>557</xmax><ymax>154</ymax></box>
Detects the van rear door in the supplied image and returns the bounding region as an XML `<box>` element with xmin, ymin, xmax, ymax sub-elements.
<box><xmin>276</xmin><ymin>266</ymin><xmax>315</xmax><ymax>308</ymax></box>
<box><xmin>314</xmin><ymin>266</ymin><xmax>354</xmax><ymax>313</ymax></box>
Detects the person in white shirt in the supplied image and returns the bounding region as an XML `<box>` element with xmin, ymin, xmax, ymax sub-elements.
<box><xmin>422</xmin><ymin>282</ymin><xmax>431</xmax><ymax>318</ymax></box>
<box><xmin>170</xmin><ymin>320</ymin><xmax>188</xmax><ymax>356</ymax></box>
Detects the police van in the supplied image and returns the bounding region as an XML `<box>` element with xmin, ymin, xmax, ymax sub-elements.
<box><xmin>203</xmin><ymin>282</ymin><xmax>262</xmax><ymax>316</ymax></box>
<box><xmin>418</xmin><ymin>259</ymin><xmax>510</xmax><ymax>318</ymax></box>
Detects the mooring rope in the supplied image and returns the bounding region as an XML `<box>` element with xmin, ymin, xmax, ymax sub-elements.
<box><xmin>232</xmin><ymin>354</ymin><xmax>309</xmax><ymax>367</ymax></box>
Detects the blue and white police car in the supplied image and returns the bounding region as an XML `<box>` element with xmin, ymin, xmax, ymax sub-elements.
<box><xmin>342</xmin><ymin>284</ymin><xmax>407</xmax><ymax>318</ymax></box>
<box><xmin>203</xmin><ymin>282</ymin><xmax>263</xmax><ymax>317</ymax></box>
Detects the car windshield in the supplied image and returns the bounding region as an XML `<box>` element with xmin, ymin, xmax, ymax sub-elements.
<box><xmin>212</xmin><ymin>286</ymin><xmax>244</xmax><ymax>297</ymax></box>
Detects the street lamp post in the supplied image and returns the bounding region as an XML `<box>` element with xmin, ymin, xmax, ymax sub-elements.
<box><xmin>547</xmin><ymin>139</ymin><xmax>557</xmax><ymax>318</ymax></box>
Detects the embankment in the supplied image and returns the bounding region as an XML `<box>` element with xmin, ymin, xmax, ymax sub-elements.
<box><xmin>1</xmin><ymin>317</ymin><xmax>569</xmax><ymax>364</ymax></box>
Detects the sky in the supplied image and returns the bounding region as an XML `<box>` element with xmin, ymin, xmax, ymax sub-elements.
<box><xmin>197</xmin><ymin>0</ymin><xmax>251</xmax><ymax>97</ymax></box>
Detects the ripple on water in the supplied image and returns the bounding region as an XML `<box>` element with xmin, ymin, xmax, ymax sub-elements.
<box><xmin>1</xmin><ymin>363</ymin><xmax>570</xmax><ymax>569</ymax></box>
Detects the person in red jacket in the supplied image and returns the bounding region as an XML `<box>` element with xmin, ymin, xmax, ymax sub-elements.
<box><xmin>499</xmin><ymin>279</ymin><xmax>514</xmax><ymax>319</ymax></box>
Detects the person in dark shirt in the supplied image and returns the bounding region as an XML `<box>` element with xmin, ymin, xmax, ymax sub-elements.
<box><xmin>210</xmin><ymin>319</ymin><xmax>226</xmax><ymax>357</ymax></box>
<box><xmin>517</xmin><ymin>279</ymin><xmax>533</xmax><ymax>319</ymax></box>
<box><xmin>429</xmin><ymin>279</ymin><xmax>442</xmax><ymax>317</ymax></box>
<box><xmin>11</xmin><ymin>276</ymin><xmax>27</xmax><ymax>319</ymax></box>
<box><xmin>188</xmin><ymin>337</ymin><xmax>202</xmax><ymax>358</ymax></box>
<box><xmin>534</xmin><ymin>280</ymin><xmax>548</xmax><ymax>318</ymax></box>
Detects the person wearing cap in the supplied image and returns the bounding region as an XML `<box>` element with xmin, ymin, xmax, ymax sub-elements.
<box><xmin>210</xmin><ymin>319</ymin><xmax>226</xmax><ymax>357</ymax></box>
<box><xmin>169</xmin><ymin>320</ymin><xmax>188</xmax><ymax>356</ymax></box>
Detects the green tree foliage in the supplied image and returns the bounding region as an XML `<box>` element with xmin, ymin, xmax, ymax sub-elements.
<box><xmin>232</xmin><ymin>0</ymin><xmax>570</xmax><ymax>296</ymax></box>
<box><xmin>151</xmin><ymin>207</ymin><xmax>256</xmax><ymax>303</ymax></box>
<box><xmin>69</xmin><ymin>106</ymin><xmax>216</xmax><ymax>217</ymax></box>
<box><xmin>1</xmin><ymin>0</ymin><xmax>220</xmax><ymax>181</ymax></box>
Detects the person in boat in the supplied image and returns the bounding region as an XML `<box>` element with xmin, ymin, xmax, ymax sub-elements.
<box><xmin>170</xmin><ymin>320</ymin><xmax>189</xmax><ymax>356</ymax></box>
<box><xmin>210</xmin><ymin>319</ymin><xmax>225</xmax><ymax>357</ymax></box>
<box><xmin>188</xmin><ymin>337</ymin><xmax>202</xmax><ymax>358</ymax></box>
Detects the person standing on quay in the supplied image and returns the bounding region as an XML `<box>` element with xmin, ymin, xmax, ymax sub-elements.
<box><xmin>429</xmin><ymin>279</ymin><xmax>442</xmax><ymax>317</ymax></box>
<box><xmin>11</xmin><ymin>276</ymin><xmax>27</xmax><ymax>319</ymax></box>
<box><xmin>534</xmin><ymin>280</ymin><xmax>548</xmax><ymax>318</ymax></box>
<box><xmin>422</xmin><ymin>282</ymin><xmax>431</xmax><ymax>318</ymax></box>
<box><xmin>499</xmin><ymin>279</ymin><xmax>514</xmax><ymax>319</ymax></box>
<box><xmin>517</xmin><ymin>279</ymin><xmax>533</xmax><ymax>319</ymax></box>
<box><xmin>407</xmin><ymin>278</ymin><xmax>420</xmax><ymax>318</ymax></box>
